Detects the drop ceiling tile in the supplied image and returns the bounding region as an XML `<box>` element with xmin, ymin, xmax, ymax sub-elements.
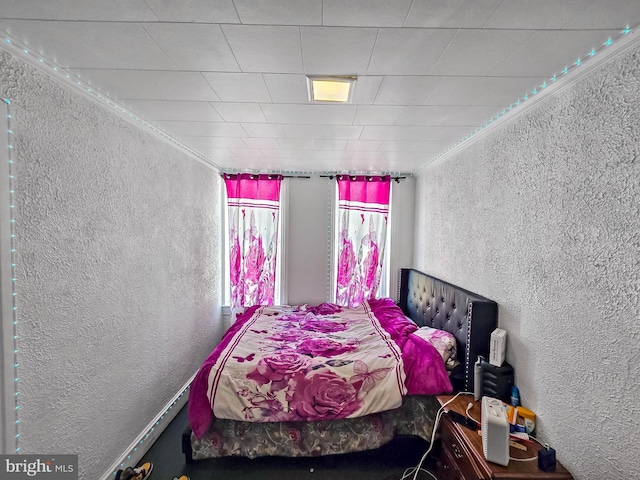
<box><xmin>222</xmin><ymin>25</ymin><xmax>303</xmax><ymax>73</ymax></box>
<box><xmin>367</xmin><ymin>28</ymin><xmax>457</xmax><ymax>75</ymax></box>
<box><xmin>429</xmin><ymin>29</ymin><xmax>532</xmax><ymax>76</ymax></box>
<box><xmin>301</xmin><ymin>27</ymin><xmax>377</xmax><ymax>74</ymax></box>
<box><xmin>378</xmin><ymin>141</ymin><xmax>419</xmax><ymax>152</ymax></box>
<box><xmin>374</xmin><ymin>76</ymin><xmax>445</xmax><ymax>105</ymax></box>
<box><xmin>242</xmin><ymin>138</ymin><xmax>281</xmax><ymax>149</ymax></box>
<box><xmin>0</xmin><ymin>20</ymin><xmax>111</xmax><ymax>69</ymax></box>
<box><xmin>144</xmin><ymin>0</ymin><xmax>240</xmax><ymax>23</ymax></box>
<box><xmin>312</xmin><ymin>139</ymin><xmax>348</xmax><ymax>150</ymax></box>
<box><xmin>404</xmin><ymin>0</ymin><xmax>502</xmax><ymax>27</ymax></box>
<box><xmin>483</xmin><ymin>0</ymin><xmax>587</xmax><ymax>29</ymax></box>
<box><xmin>396</xmin><ymin>106</ymin><xmax>455</xmax><ymax>126</ymax></box>
<box><xmin>320</xmin><ymin>125</ymin><xmax>364</xmax><ymax>140</ymax></box>
<box><xmin>121</xmin><ymin>100</ymin><xmax>222</xmax><ymax>122</ymax></box>
<box><xmin>346</xmin><ymin>140</ymin><xmax>384</xmax><ymax>151</ymax></box>
<box><xmin>441</xmin><ymin>105</ymin><xmax>505</xmax><ymax>126</ymax></box>
<box><xmin>263</xmin><ymin>74</ymin><xmax>309</xmax><ymax>103</ymax></box>
<box><xmin>563</xmin><ymin>0</ymin><xmax>640</xmax><ymax>29</ymax></box>
<box><xmin>241</xmin><ymin>123</ymin><xmax>287</xmax><ymax>138</ymax></box>
<box><xmin>411</xmin><ymin>141</ymin><xmax>454</xmax><ymax>153</ymax></box>
<box><xmin>142</xmin><ymin>23</ymin><xmax>239</xmax><ymax>72</ymax></box>
<box><xmin>68</xmin><ymin>69</ymin><xmax>158</xmax><ymax>99</ymax></box>
<box><xmin>361</xmin><ymin>125</ymin><xmax>469</xmax><ymax>142</ymax></box>
<box><xmin>144</xmin><ymin>71</ymin><xmax>221</xmax><ymax>101</ymax></box>
<box><xmin>278</xmin><ymin>139</ymin><xmax>314</xmax><ymax>149</ymax></box>
<box><xmin>353</xmin><ymin>106</ymin><xmax>406</xmax><ymax>125</ymax></box>
<box><xmin>234</xmin><ymin>0</ymin><xmax>322</xmax><ymax>25</ymax></box>
<box><xmin>47</xmin><ymin>21</ymin><xmax>175</xmax><ymax>69</ymax></box>
<box><xmin>351</xmin><ymin>76</ymin><xmax>384</xmax><ymax>105</ymax></box>
<box><xmin>323</xmin><ymin>0</ymin><xmax>413</xmax><ymax>27</ymax></box>
<box><xmin>211</xmin><ymin>103</ymin><xmax>267</xmax><ymax>123</ymax></box>
<box><xmin>261</xmin><ymin>104</ymin><xmax>311</xmax><ymax>124</ymax></box>
<box><xmin>493</xmin><ymin>30</ymin><xmax>619</xmax><ymax>77</ymax></box>
<box><xmin>202</xmin><ymin>73</ymin><xmax>271</xmax><ymax>103</ymax></box>
<box><xmin>309</xmin><ymin>105</ymin><xmax>357</xmax><ymax>125</ymax></box>
<box><xmin>0</xmin><ymin>0</ymin><xmax>157</xmax><ymax>21</ymax></box>
<box><xmin>153</xmin><ymin>121</ymin><xmax>246</xmax><ymax>137</ymax></box>
<box><xmin>424</xmin><ymin>76</ymin><xmax>536</xmax><ymax>106</ymax></box>
<box><xmin>190</xmin><ymin>147</ymin><xmax>230</xmax><ymax>160</ymax></box>
<box><xmin>281</xmin><ymin>124</ymin><xmax>323</xmax><ymax>139</ymax></box>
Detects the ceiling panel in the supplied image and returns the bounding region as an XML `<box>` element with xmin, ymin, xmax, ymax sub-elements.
<box><xmin>144</xmin><ymin>0</ymin><xmax>239</xmax><ymax>23</ymax></box>
<box><xmin>142</xmin><ymin>23</ymin><xmax>240</xmax><ymax>72</ymax></box>
<box><xmin>1</xmin><ymin>1</ymin><xmax>637</xmax><ymax>174</ymax></box>
<box><xmin>222</xmin><ymin>25</ymin><xmax>303</xmax><ymax>73</ymax></box>
<box><xmin>202</xmin><ymin>73</ymin><xmax>271</xmax><ymax>103</ymax></box>
<box><xmin>353</xmin><ymin>106</ymin><xmax>406</xmax><ymax>126</ymax></box>
<box><xmin>367</xmin><ymin>28</ymin><xmax>457</xmax><ymax>75</ymax></box>
<box><xmin>374</xmin><ymin>76</ymin><xmax>445</xmax><ymax>106</ymax></box>
<box><xmin>301</xmin><ymin>27</ymin><xmax>377</xmax><ymax>74</ymax></box>
<box><xmin>429</xmin><ymin>29</ymin><xmax>532</xmax><ymax>76</ymax></box>
<box><xmin>121</xmin><ymin>100</ymin><xmax>222</xmax><ymax>122</ymax></box>
<box><xmin>483</xmin><ymin>0</ymin><xmax>590</xmax><ymax>29</ymax></box>
<box><xmin>323</xmin><ymin>0</ymin><xmax>413</xmax><ymax>27</ymax></box>
<box><xmin>234</xmin><ymin>0</ymin><xmax>322</xmax><ymax>25</ymax></box>
<box><xmin>211</xmin><ymin>103</ymin><xmax>267</xmax><ymax>123</ymax></box>
<box><xmin>0</xmin><ymin>0</ymin><xmax>158</xmax><ymax>21</ymax></box>
<box><xmin>493</xmin><ymin>30</ymin><xmax>620</xmax><ymax>77</ymax></box>
<box><xmin>404</xmin><ymin>0</ymin><xmax>502</xmax><ymax>28</ymax></box>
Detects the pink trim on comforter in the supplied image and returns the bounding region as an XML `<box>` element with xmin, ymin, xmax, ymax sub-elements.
<box><xmin>188</xmin><ymin>299</ymin><xmax>451</xmax><ymax>439</ymax></box>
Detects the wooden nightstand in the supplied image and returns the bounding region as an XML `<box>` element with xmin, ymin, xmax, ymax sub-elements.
<box><xmin>435</xmin><ymin>395</ymin><xmax>574</xmax><ymax>480</ymax></box>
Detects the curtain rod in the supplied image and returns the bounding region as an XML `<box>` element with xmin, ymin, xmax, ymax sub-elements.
<box><xmin>221</xmin><ymin>174</ymin><xmax>311</xmax><ymax>179</ymax></box>
<box><xmin>319</xmin><ymin>175</ymin><xmax>406</xmax><ymax>183</ymax></box>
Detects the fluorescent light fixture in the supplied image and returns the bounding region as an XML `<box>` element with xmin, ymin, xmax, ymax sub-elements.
<box><xmin>307</xmin><ymin>76</ymin><xmax>357</xmax><ymax>103</ymax></box>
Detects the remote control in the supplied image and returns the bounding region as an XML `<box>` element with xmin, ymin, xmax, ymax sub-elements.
<box><xmin>445</xmin><ymin>410</ymin><xmax>479</xmax><ymax>430</ymax></box>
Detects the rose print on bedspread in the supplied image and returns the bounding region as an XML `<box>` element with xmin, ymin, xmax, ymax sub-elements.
<box><xmin>209</xmin><ymin>303</ymin><xmax>406</xmax><ymax>423</ymax></box>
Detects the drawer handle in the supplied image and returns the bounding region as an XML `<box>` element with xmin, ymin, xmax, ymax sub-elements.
<box><xmin>452</xmin><ymin>444</ymin><xmax>464</xmax><ymax>460</ymax></box>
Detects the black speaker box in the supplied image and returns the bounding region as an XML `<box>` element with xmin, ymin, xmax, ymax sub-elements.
<box><xmin>480</xmin><ymin>358</ymin><xmax>514</xmax><ymax>403</ymax></box>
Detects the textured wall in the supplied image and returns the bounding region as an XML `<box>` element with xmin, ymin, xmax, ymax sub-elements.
<box><xmin>414</xmin><ymin>44</ymin><xmax>640</xmax><ymax>479</ymax></box>
<box><xmin>0</xmin><ymin>52</ymin><xmax>223</xmax><ymax>478</ymax></box>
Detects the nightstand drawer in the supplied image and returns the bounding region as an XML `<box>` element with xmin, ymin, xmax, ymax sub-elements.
<box><xmin>439</xmin><ymin>417</ymin><xmax>484</xmax><ymax>480</ymax></box>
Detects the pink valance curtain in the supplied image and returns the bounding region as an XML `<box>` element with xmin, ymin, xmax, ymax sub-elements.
<box><xmin>336</xmin><ymin>175</ymin><xmax>391</xmax><ymax>307</ymax></box>
<box><xmin>224</xmin><ymin>174</ymin><xmax>282</xmax><ymax>308</ymax></box>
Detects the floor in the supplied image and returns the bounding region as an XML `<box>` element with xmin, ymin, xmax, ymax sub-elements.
<box><xmin>138</xmin><ymin>404</ymin><xmax>440</xmax><ymax>480</ymax></box>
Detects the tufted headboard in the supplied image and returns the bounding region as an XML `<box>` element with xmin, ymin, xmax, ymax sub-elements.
<box><xmin>398</xmin><ymin>268</ymin><xmax>498</xmax><ymax>393</ymax></box>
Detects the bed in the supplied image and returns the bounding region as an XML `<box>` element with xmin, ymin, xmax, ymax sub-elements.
<box><xmin>182</xmin><ymin>268</ymin><xmax>497</xmax><ymax>462</ymax></box>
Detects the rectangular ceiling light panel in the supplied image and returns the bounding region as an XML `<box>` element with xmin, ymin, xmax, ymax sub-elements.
<box><xmin>307</xmin><ymin>76</ymin><xmax>357</xmax><ymax>103</ymax></box>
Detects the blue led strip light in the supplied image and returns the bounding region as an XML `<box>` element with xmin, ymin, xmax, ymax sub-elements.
<box><xmin>414</xmin><ymin>24</ymin><xmax>637</xmax><ymax>173</ymax></box>
<box><xmin>3</xmin><ymin>98</ymin><xmax>19</xmax><ymax>453</ymax></box>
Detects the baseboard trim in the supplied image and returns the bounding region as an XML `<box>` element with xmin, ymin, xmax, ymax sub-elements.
<box><xmin>99</xmin><ymin>372</ymin><xmax>196</xmax><ymax>480</ymax></box>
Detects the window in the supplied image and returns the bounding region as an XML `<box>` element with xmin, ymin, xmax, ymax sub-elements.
<box><xmin>222</xmin><ymin>174</ymin><xmax>283</xmax><ymax>308</ymax></box>
<box><xmin>332</xmin><ymin>175</ymin><xmax>392</xmax><ymax>307</ymax></box>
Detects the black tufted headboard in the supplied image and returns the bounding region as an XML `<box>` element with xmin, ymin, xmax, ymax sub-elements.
<box><xmin>398</xmin><ymin>268</ymin><xmax>498</xmax><ymax>393</ymax></box>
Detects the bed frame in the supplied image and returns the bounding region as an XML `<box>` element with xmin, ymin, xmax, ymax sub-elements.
<box><xmin>397</xmin><ymin>268</ymin><xmax>498</xmax><ymax>393</ymax></box>
<box><xmin>182</xmin><ymin>268</ymin><xmax>498</xmax><ymax>462</ymax></box>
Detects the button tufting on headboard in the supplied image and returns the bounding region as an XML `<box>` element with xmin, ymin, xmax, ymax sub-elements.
<box><xmin>398</xmin><ymin>268</ymin><xmax>498</xmax><ymax>393</ymax></box>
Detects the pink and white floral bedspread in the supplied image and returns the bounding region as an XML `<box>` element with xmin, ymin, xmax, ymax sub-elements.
<box><xmin>189</xmin><ymin>298</ymin><xmax>452</xmax><ymax>439</ymax></box>
<box><xmin>207</xmin><ymin>302</ymin><xmax>406</xmax><ymax>423</ymax></box>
